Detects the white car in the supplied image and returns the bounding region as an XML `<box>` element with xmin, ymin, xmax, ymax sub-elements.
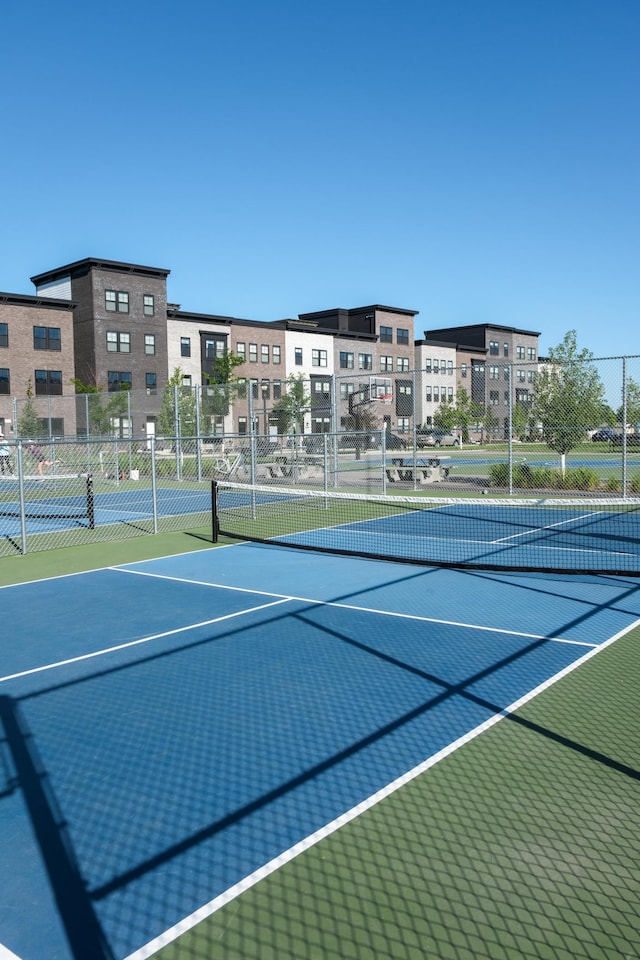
<box><xmin>416</xmin><ymin>430</ymin><xmax>458</xmax><ymax>448</ymax></box>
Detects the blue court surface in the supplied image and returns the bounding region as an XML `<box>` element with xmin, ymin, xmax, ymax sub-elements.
<box><xmin>1</xmin><ymin>542</ymin><xmax>640</xmax><ymax>959</ymax></box>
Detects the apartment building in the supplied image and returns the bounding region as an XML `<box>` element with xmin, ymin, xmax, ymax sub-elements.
<box><xmin>0</xmin><ymin>292</ymin><xmax>76</xmax><ymax>437</ymax></box>
<box><xmin>422</xmin><ymin>323</ymin><xmax>540</xmax><ymax>436</ymax></box>
<box><xmin>30</xmin><ymin>258</ymin><xmax>170</xmax><ymax>440</ymax></box>
<box><xmin>414</xmin><ymin>338</ymin><xmax>458</xmax><ymax>426</ymax></box>
<box><xmin>0</xmin><ymin>255</ymin><xmax>541</xmax><ymax>442</ymax></box>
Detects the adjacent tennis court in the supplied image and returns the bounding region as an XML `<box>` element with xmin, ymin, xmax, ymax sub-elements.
<box><xmin>1</xmin><ymin>539</ymin><xmax>639</xmax><ymax>960</ymax></box>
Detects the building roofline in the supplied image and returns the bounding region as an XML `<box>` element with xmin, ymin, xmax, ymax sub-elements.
<box><xmin>299</xmin><ymin>304</ymin><xmax>418</xmax><ymax>320</ymax></box>
<box><xmin>424</xmin><ymin>322</ymin><xmax>541</xmax><ymax>338</ymax></box>
<box><xmin>415</xmin><ymin>338</ymin><xmax>458</xmax><ymax>349</ymax></box>
<box><xmin>31</xmin><ymin>257</ymin><xmax>171</xmax><ymax>286</ymax></box>
<box><xmin>0</xmin><ymin>291</ymin><xmax>75</xmax><ymax>310</ymax></box>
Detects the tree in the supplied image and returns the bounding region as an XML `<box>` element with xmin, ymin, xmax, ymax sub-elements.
<box><xmin>433</xmin><ymin>397</ymin><xmax>458</xmax><ymax>433</ymax></box>
<box><xmin>450</xmin><ymin>387</ymin><xmax>483</xmax><ymax>442</ymax></box>
<box><xmin>201</xmin><ymin>351</ymin><xmax>245</xmax><ymax>429</ymax></box>
<box><xmin>158</xmin><ymin>368</ymin><xmax>197</xmax><ymax>438</ymax></box>
<box><xmin>271</xmin><ymin>374</ymin><xmax>311</xmax><ymax>436</ymax></box>
<box><xmin>617</xmin><ymin>377</ymin><xmax>640</xmax><ymax>428</ymax></box>
<box><xmin>17</xmin><ymin>380</ymin><xmax>43</xmax><ymax>438</ymax></box>
<box><xmin>532</xmin><ymin>330</ymin><xmax>606</xmax><ymax>470</ymax></box>
<box><xmin>71</xmin><ymin>377</ymin><xmax>129</xmax><ymax>436</ymax></box>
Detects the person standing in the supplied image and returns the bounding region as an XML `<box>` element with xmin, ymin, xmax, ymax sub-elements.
<box><xmin>0</xmin><ymin>434</ymin><xmax>11</xmax><ymax>475</ymax></box>
<box><xmin>27</xmin><ymin>442</ymin><xmax>52</xmax><ymax>476</ymax></box>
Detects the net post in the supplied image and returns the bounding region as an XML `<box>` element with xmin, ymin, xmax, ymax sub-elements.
<box><xmin>211</xmin><ymin>480</ymin><xmax>219</xmax><ymax>543</ymax></box>
<box><xmin>86</xmin><ymin>474</ymin><xmax>95</xmax><ymax>529</ymax></box>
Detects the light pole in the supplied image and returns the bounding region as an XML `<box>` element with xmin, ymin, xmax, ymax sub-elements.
<box><xmin>261</xmin><ymin>382</ymin><xmax>269</xmax><ymax>446</ymax></box>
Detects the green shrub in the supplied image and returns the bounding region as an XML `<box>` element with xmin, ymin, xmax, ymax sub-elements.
<box><xmin>489</xmin><ymin>463</ymin><xmax>601</xmax><ymax>491</ymax></box>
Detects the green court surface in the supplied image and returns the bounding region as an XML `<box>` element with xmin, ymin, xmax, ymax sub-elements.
<box><xmin>1</xmin><ymin>532</ymin><xmax>639</xmax><ymax>960</ymax></box>
<box><xmin>153</xmin><ymin>626</ymin><xmax>640</xmax><ymax>960</ymax></box>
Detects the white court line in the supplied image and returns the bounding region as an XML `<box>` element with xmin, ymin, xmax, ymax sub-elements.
<box><xmin>492</xmin><ymin>510</ymin><xmax>606</xmax><ymax>544</ymax></box>
<box><xmin>113</xmin><ymin>566</ymin><xmax>597</xmax><ymax>648</ymax></box>
<box><xmin>0</xmin><ymin>598</ymin><xmax>291</xmax><ymax>684</ymax></box>
<box><xmin>0</xmin><ymin>944</ymin><xmax>23</xmax><ymax>960</ymax></box>
<box><xmin>122</xmin><ymin>615</ymin><xmax>640</xmax><ymax>960</ymax></box>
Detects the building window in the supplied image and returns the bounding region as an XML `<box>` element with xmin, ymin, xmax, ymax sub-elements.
<box><xmin>236</xmin><ymin>341</ymin><xmax>245</xmax><ymax>360</ymax></box>
<box><xmin>358</xmin><ymin>353</ymin><xmax>372</xmax><ymax>371</ymax></box>
<box><xmin>397</xmin><ymin>417</ymin><xmax>410</xmax><ymax>432</ymax></box>
<box><xmin>273</xmin><ymin>379</ymin><xmax>282</xmax><ymax>400</ymax></box>
<box><xmin>272</xmin><ymin>345</ymin><xmax>281</xmax><ymax>364</ymax></box>
<box><xmin>340</xmin><ymin>382</ymin><xmax>354</xmax><ymax>400</ymax></box>
<box><xmin>205</xmin><ymin>338</ymin><xmax>226</xmax><ymax>360</ymax></box>
<box><xmin>33</xmin><ymin>326</ymin><xmax>61</xmax><ymax>351</ymax></box>
<box><xmin>236</xmin><ymin>379</ymin><xmax>247</xmax><ymax>398</ymax></box>
<box><xmin>250</xmin><ymin>379</ymin><xmax>259</xmax><ymax>399</ymax></box>
<box><xmin>340</xmin><ymin>351</ymin><xmax>354</xmax><ymax>369</ymax></box>
<box><xmin>516</xmin><ymin>345</ymin><xmax>525</xmax><ymax>360</ymax></box>
<box><xmin>447</xmin><ymin>361</ymin><xmax>454</xmax><ymax>375</ymax></box>
<box><xmin>182</xmin><ymin>374</ymin><xmax>192</xmax><ymax>386</ymax></box>
<box><xmin>489</xmin><ymin>341</ymin><xmax>499</xmax><ymax>356</ymax></box>
<box><xmin>425</xmin><ymin>359</ymin><xmax>432</xmax><ymax>373</ymax></box>
<box><xmin>238</xmin><ymin>417</ymin><xmax>248</xmax><ymax>435</ymax></box>
<box><xmin>490</xmin><ymin>390</ymin><xmax>500</xmax><ymax>405</ymax></box>
<box><xmin>35</xmin><ymin>369</ymin><xmax>63</xmax><ymax>396</ymax></box>
<box><xmin>433</xmin><ymin>386</ymin><xmax>439</xmax><ymax>401</ymax></box>
<box><xmin>312</xmin><ymin>349</ymin><xmax>327</xmax><ymax>367</ymax></box>
<box><xmin>249</xmin><ymin>343</ymin><xmax>258</xmax><ymax>363</ymax></box>
<box><xmin>146</xmin><ymin>372</ymin><xmax>157</xmax><ymax>395</ymax></box>
<box><xmin>180</xmin><ymin>337</ymin><xmax>191</xmax><ymax>357</ymax></box>
<box><xmin>504</xmin><ymin>343</ymin><xmax>509</xmax><ymax>357</ymax></box>
<box><xmin>380</xmin><ymin>356</ymin><xmax>393</xmax><ymax>372</ymax></box>
<box><xmin>261</xmin><ymin>344</ymin><xmax>269</xmax><ymax>363</ymax></box>
<box><xmin>295</xmin><ymin>347</ymin><xmax>303</xmax><ymax>365</ymax></box>
<box><xmin>397</xmin><ymin>358</ymin><xmax>409</xmax><ymax>372</ymax></box>
<box><xmin>0</xmin><ymin>368</ymin><xmax>9</xmax><ymax>394</ymax></box>
<box><xmin>448</xmin><ymin>386</ymin><xmax>454</xmax><ymax>399</ymax></box>
<box><xmin>489</xmin><ymin>365</ymin><xmax>499</xmax><ymax>380</ymax></box>
<box><xmin>108</xmin><ymin>371</ymin><xmax>132</xmax><ymax>391</ymax></box>
<box><xmin>106</xmin><ymin>331</ymin><xmax>131</xmax><ymax>353</ymax></box>
<box><xmin>397</xmin><ymin>328</ymin><xmax>409</xmax><ymax>345</ymax></box>
<box><xmin>528</xmin><ymin>347</ymin><xmax>536</xmax><ymax>361</ymax></box>
<box><xmin>425</xmin><ymin>386</ymin><xmax>432</xmax><ymax>402</ymax></box>
<box><xmin>0</xmin><ymin>323</ymin><xmax>7</xmax><ymax>348</ymax></box>
<box><xmin>380</xmin><ymin>326</ymin><xmax>393</xmax><ymax>343</ymax></box>
<box><xmin>527</xmin><ymin>370</ymin><xmax>536</xmax><ymax>383</ymax></box>
<box><xmin>517</xmin><ymin>369</ymin><xmax>526</xmax><ymax>382</ymax></box>
<box><xmin>144</xmin><ymin>334</ymin><xmax>156</xmax><ymax>355</ymax></box>
<box><xmin>143</xmin><ymin>295</ymin><xmax>154</xmax><ymax>316</ymax></box>
<box><xmin>105</xmin><ymin>290</ymin><xmax>129</xmax><ymax>313</ymax></box>
<box><xmin>460</xmin><ymin>363</ymin><xmax>467</xmax><ymax>378</ymax></box>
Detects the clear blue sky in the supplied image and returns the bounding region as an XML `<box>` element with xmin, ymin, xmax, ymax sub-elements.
<box><xmin>2</xmin><ymin>0</ymin><xmax>638</xmax><ymax>360</ymax></box>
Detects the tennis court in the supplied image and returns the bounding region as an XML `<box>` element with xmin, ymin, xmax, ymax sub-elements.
<box><xmin>0</xmin><ymin>482</ymin><xmax>212</xmax><ymax>538</ymax></box>
<box><xmin>1</xmin><ymin>538</ymin><xmax>639</xmax><ymax>959</ymax></box>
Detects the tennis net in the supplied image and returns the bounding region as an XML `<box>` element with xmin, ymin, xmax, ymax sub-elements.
<box><xmin>0</xmin><ymin>474</ymin><xmax>95</xmax><ymax>527</ymax></box>
<box><xmin>213</xmin><ymin>480</ymin><xmax>640</xmax><ymax>575</ymax></box>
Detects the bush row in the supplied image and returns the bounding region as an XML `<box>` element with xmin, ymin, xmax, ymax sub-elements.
<box><xmin>489</xmin><ymin>462</ymin><xmax>640</xmax><ymax>493</ymax></box>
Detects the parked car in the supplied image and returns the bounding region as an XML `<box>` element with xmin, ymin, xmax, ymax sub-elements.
<box><xmin>384</xmin><ymin>432</ymin><xmax>408</xmax><ymax>450</ymax></box>
<box><xmin>416</xmin><ymin>429</ymin><xmax>458</xmax><ymax>448</ymax></box>
<box><xmin>591</xmin><ymin>428</ymin><xmax>617</xmax><ymax>442</ymax></box>
<box><xmin>610</xmin><ymin>432</ymin><xmax>640</xmax><ymax>447</ymax></box>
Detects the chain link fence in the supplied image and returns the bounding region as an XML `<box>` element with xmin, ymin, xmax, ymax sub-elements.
<box><xmin>2</xmin><ymin>355</ymin><xmax>640</xmax><ymax>555</ymax></box>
